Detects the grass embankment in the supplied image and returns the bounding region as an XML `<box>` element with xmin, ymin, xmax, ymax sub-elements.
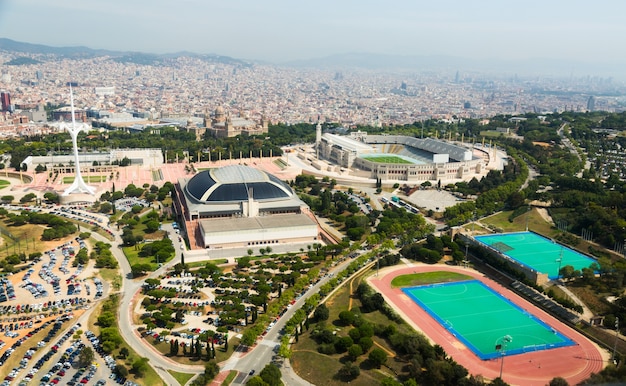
<box><xmin>390</xmin><ymin>271</ymin><xmax>472</xmax><ymax>287</ymax></box>
<box><xmin>480</xmin><ymin>208</ymin><xmax>556</xmax><ymax>236</ymax></box>
<box><xmin>99</xmin><ymin>267</ymin><xmax>122</xmax><ymax>291</ymax></box>
<box><xmin>291</xmin><ymin>267</ymin><xmax>414</xmax><ymax>386</ymax></box>
<box><xmin>168</xmin><ymin>370</ymin><xmax>195</xmax><ymax>385</ymax></box>
<box><xmin>0</xmin><ymin>221</ymin><xmax>77</xmax><ymax>259</ymax></box>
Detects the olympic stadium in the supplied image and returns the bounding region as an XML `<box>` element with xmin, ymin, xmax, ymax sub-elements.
<box><xmin>316</xmin><ymin>132</ymin><xmax>485</xmax><ymax>182</ymax></box>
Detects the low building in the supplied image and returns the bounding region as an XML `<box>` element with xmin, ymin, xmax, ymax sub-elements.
<box><xmin>174</xmin><ymin>164</ymin><xmax>319</xmax><ymax>250</ymax></box>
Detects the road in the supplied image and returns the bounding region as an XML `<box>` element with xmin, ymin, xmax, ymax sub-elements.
<box><xmin>92</xmin><ymin>224</ymin><xmax>203</xmax><ymax>386</ymax></box>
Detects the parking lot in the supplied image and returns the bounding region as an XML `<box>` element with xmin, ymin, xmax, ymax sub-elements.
<box><xmin>0</xmin><ymin>236</ymin><xmax>109</xmax><ymax>381</ymax></box>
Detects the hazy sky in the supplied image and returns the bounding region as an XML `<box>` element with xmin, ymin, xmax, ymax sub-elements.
<box><xmin>0</xmin><ymin>0</ymin><xmax>624</xmax><ymax>64</ymax></box>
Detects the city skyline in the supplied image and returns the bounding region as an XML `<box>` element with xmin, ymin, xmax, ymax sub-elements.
<box><xmin>0</xmin><ymin>0</ymin><xmax>625</xmax><ymax>74</ymax></box>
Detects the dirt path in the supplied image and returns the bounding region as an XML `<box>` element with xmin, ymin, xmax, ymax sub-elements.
<box><xmin>536</xmin><ymin>207</ymin><xmax>554</xmax><ymax>225</ymax></box>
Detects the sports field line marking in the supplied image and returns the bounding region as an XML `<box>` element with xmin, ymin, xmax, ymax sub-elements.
<box><xmin>462</xmin><ymin>322</ymin><xmax>545</xmax><ymax>337</ymax></box>
<box><xmin>422</xmin><ymin>293</ymin><xmax>496</xmax><ymax>304</ymax></box>
<box><xmin>444</xmin><ymin>308</ymin><xmax>522</xmax><ymax>319</ymax></box>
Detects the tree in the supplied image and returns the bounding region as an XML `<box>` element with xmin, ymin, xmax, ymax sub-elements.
<box><xmin>368</xmin><ymin>348</ymin><xmax>388</xmax><ymax>368</ymax></box>
<box><xmin>77</xmin><ymin>347</ymin><xmax>94</xmax><ymax>367</ymax></box>
<box><xmin>43</xmin><ymin>191</ymin><xmax>59</xmax><ymax>204</ymax></box>
<box><xmin>259</xmin><ymin>363</ymin><xmax>282</xmax><ymax>386</ymax></box>
<box><xmin>348</xmin><ymin>344</ymin><xmax>363</xmax><ymax>360</ymax></box>
<box><xmin>115</xmin><ymin>364</ymin><xmax>129</xmax><ymax>377</ymax></box>
<box><xmin>131</xmin><ymin>357</ymin><xmax>150</xmax><ymax>377</ymax></box>
<box><xmin>338</xmin><ymin>310</ymin><xmax>355</xmax><ymax>326</ymax></box>
<box><xmin>119</xmin><ymin>347</ymin><xmax>129</xmax><ymax>359</ymax></box>
<box><xmin>314</xmin><ymin>303</ymin><xmax>329</xmax><ymax>322</ymax></box>
<box><xmin>241</xmin><ymin>329</ymin><xmax>257</xmax><ymax>347</ymax></box>
<box><xmin>145</xmin><ymin>220</ymin><xmax>160</xmax><ymax>233</ymax></box>
<box><xmin>100</xmin><ymin>202</ymin><xmax>113</xmax><ymax>214</ymax></box>
<box><xmin>97</xmin><ymin>311</ymin><xmax>116</xmax><ymax>328</ymax></box>
<box><xmin>548</xmin><ymin>377</ymin><xmax>569</xmax><ymax>386</ymax></box>
<box><xmin>20</xmin><ymin>193</ymin><xmax>36</xmax><ymax>203</ymax></box>
<box><xmin>245</xmin><ymin>377</ymin><xmax>268</xmax><ymax>386</ymax></box>
<box><xmin>337</xmin><ymin>361</ymin><xmax>360</xmax><ymax>381</ymax></box>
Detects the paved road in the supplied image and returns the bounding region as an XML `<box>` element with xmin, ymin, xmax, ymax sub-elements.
<box><xmin>92</xmin><ymin>226</ymin><xmax>201</xmax><ymax>386</ymax></box>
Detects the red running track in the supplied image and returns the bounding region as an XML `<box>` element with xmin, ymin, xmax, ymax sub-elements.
<box><xmin>368</xmin><ymin>264</ymin><xmax>607</xmax><ymax>386</ymax></box>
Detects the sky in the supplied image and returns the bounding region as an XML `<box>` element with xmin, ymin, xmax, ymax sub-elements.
<box><xmin>0</xmin><ymin>0</ymin><xmax>625</xmax><ymax>65</ymax></box>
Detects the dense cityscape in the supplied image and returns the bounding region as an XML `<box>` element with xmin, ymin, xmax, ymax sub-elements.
<box><xmin>0</xmin><ymin>47</ymin><xmax>625</xmax><ymax>138</ymax></box>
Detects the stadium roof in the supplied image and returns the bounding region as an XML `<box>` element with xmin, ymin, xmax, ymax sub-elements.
<box><xmin>321</xmin><ymin>133</ymin><xmax>374</xmax><ymax>153</ymax></box>
<box><xmin>185</xmin><ymin>164</ymin><xmax>294</xmax><ymax>203</ymax></box>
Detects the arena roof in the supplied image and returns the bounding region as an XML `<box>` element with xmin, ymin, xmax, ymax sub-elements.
<box><xmin>185</xmin><ymin>165</ymin><xmax>294</xmax><ymax>203</ymax></box>
<box><xmin>199</xmin><ymin>213</ymin><xmax>316</xmax><ymax>234</ymax></box>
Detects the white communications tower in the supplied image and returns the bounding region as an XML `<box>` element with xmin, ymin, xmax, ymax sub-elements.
<box><xmin>62</xmin><ymin>85</ymin><xmax>96</xmax><ymax>196</ymax></box>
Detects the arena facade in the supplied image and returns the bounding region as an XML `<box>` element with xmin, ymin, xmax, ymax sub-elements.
<box><xmin>173</xmin><ymin>164</ymin><xmax>320</xmax><ymax>250</ymax></box>
<box><xmin>317</xmin><ymin>132</ymin><xmax>484</xmax><ymax>182</ymax></box>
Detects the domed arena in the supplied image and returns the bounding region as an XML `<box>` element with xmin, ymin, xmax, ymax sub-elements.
<box><xmin>185</xmin><ymin>166</ymin><xmax>294</xmax><ymax>203</ymax></box>
<box><xmin>173</xmin><ymin>165</ymin><xmax>320</xmax><ymax>252</ymax></box>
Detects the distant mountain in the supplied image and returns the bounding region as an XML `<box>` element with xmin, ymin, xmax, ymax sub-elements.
<box><xmin>1</xmin><ymin>38</ymin><xmax>623</xmax><ymax>78</ymax></box>
<box><xmin>5</xmin><ymin>57</ymin><xmax>41</xmax><ymax>66</ymax></box>
<box><xmin>0</xmin><ymin>38</ymin><xmax>251</xmax><ymax>66</ymax></box>
<box><xmin>283</xmin><ymin>52</ymin><xmax>626</xmax><ymax>79</ymax></box>
<box><xmin>0</xmin><ymin>37</ymin><xmax>120</xmax><ymax>58</ymax></box>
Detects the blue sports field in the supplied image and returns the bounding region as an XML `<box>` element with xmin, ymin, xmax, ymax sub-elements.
<box><xmin>475</xmin><ymin>232</ymin><xmax>596</xmax><ymax>280</ymax></box>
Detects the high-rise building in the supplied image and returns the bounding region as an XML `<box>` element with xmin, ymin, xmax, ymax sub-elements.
<box><xmin>587</xmin><ymin>96</ymin><xmax>596</xmax><ymax>111</ymax></box>
<box><xmin>0</xmin><ymin>92</ymin><xmax>10</xmax><ymax>112</ymax></box>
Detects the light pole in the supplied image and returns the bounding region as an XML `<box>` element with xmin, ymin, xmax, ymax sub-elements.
<box><xmin>496</xmin><ymin>335</ymin><xmax>513</xmax><ymax>380</ymax></box>
<box><xmin>556</xmin><ymin>246</ymin><xmax>564</xmax><ymax>280</ymax></box>
<box><xmin>525</xmin><ymin>205</ymin><xmax>530</xmax><ymax>231</ymax></box>
<box><xmin>613</xmin><ymin>317</ymin><xmax>620</xmax><ymax>364</ymax></box>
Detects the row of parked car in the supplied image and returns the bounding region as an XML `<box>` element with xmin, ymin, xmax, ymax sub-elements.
<box><xmin>0</xmin><ymin>278</ymin><xmax>16</xmax><ymax>303</ymax></box>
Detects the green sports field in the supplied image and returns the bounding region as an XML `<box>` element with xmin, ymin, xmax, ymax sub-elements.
<box><xmin>360</xmin><ymin>154</ymin><xmax>415</xmax><ymax>164</ymax></box>
<box><xmin>403</xmin><ymin>280</ymin><xmax>574</xmax><ymax>359</ymax></box>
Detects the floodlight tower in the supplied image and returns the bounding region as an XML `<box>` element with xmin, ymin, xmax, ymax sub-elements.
<box><xmin>62</xmin><ymin>85</ymin><xmax>95</xmax><ymax>196</ymax></box>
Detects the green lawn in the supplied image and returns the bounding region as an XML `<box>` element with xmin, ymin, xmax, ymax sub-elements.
<box><xmin>168</xmin><ymin>370</ymin><xmax>195</xmax><ymax>385</ymax></box>
<box><xmin>63</xmin><ymin>175</ymin><xmax>108</xmax><ymax>183</ymax></box>
<box><xmin>186</xmin><ymin>259</ymin><xmax>228</xmax><ymax>269</ymax></box>
<box><xmin>222</xmin><ymin>371</ymin><xmax>237</xmax><ymax>385</ymax></box>
<box><xmin>123</xmin><ymin>246</ymin><xmax>159</xmax><ymax>271</ymax></box>
<box><xmin>360</xmin><ymin>155</ymin><xmax>414</xmax><ymax>164</ymax></box>
<box><xmin>99</xmin><ymin>267</ymin><xmax>122</xmax><ymax>291</ymax></box>
<box><xmin>391</xmin><ymin>271</ymin><xmax>472</xmax><ymax>287</ymax></box>
<box><xmin>0</xmin><ymin>180</ymin><xmax>10</xmax><ymax>188</ymax></box>
<box><xmin>481</xmin><ymin>208</ymin><xmax>557</xmax><ymax>236</ymax></box>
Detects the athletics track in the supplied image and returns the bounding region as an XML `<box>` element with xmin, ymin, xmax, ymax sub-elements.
<box><xmin>368</xmin><ymin>264</ymin><xmax>607</xmax><ymax>386</ymax></box>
